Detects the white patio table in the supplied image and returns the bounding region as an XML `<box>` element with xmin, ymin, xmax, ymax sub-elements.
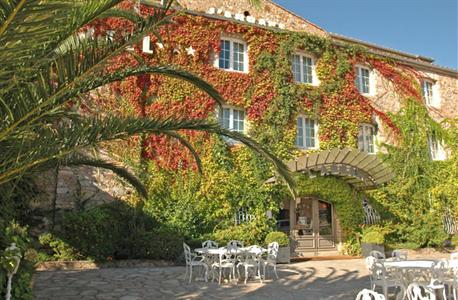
<box><xmin>194</xmin><ymin>246</ymin><xmax>267</xmax><ymax>256</ymax></box>
<box><xmin>194</xmin><ymin>246</ymin><xmax>267</xmax><ymax>283</ymax></box>
<box><xmin>384</xmin><ymin>260</ymin><xmax>444</xmax><ymax>299</ymax></box>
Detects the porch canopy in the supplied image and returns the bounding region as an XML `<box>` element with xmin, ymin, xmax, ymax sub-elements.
<box><xmin>287</xmin><ymin>148</ymin><xmax>394</xmax><ymax>190</ymax></box>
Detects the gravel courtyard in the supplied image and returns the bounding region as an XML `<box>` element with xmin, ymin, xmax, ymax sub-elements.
<box><xmin>33</xmin><ymin>258</ymin><xmax>370</xmax><ymax>300</ymax></box>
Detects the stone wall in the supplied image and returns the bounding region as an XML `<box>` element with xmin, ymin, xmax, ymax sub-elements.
<box><xmin>30</xmin><ymin>164</ymin><xmax>131</xmax><ymax>235</ymax></box>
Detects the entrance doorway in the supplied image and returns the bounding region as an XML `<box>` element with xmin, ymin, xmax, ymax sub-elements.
<box><xmin>292</xmin><ymin>197</ymin><xmax>336</xmax><ymax>254</ymax></box>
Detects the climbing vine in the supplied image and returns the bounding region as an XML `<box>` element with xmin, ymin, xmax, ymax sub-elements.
<box><xmin>83</xmin><ymin>2</ymin><xmax>454</xmax><ymax>246</ymax></box>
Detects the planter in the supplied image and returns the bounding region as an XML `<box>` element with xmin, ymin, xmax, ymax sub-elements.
<box><xmin>361</xmin><ymin>242</ymin><xmax>385</xmax><ymax>257</ymax></box>
<box><xmin>277</xmin><ymin>246</ymin><xmax>290</xmax><ymax>264</ymax></box>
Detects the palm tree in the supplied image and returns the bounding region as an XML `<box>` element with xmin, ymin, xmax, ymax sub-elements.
<box><xmin>0</xmin><ymin>0</ymin><xmax>292</xmax><ymax>200</ymax></box>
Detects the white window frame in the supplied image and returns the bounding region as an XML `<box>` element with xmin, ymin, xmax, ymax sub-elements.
<box><xmin>355</xmin><ymin>65</ymin><xmax>375</xmax><ymax>96</ymax></box>
<box><xmin>422</xmin><ymin>79</ymin><xmax>440</xmax><ymax>108</ymax></box>
<box><xmin>291</xmin><ymin>52</ymin><xmax>319</xmax><ymax>86</ymax></box>
<box><xmin>219</xmin><ymin>105</ymin><xmax>247</xmax><ymax>134</ymax></box>
<box><xmin>296</xmin><ymin>115</ymin><xmax>319</xmax><ymax>150</ymax></box>
<box><xmin>358</xmin><ymin>124</ymin><xmax>376</xmax><ymax>154</ymax></box>
<box><xmin>214</xmin><ymin>37</ymin><xmax>249</xmax><ymax>73</ymax></box>
<box><xmin>428</xmin><ymin>135</ymin><xmax>446</xmax><ymax>161</ymax></box>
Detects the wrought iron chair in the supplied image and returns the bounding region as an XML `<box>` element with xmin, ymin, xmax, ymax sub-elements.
<box><xmin>211</xmin><ymin>245</ymin><xmax>238</xmax><ymax>284</ymax></box>
<box><xmin>237</xmin><ymin>246</ymin><xmax>263</xmax><ymax>284</ymax></box>
<box><xmin>370</xmin><ymin>250</ymin><xmax>386</xmax><ymax>260</ymax></box>
<box><xmin>202</xmin><ymin>240</ymin><xmax>218</xmax><ymax>249</ymax></box>
<box><xmin>406</xmin><ymin>282</ymin><xmax>442</xmax><ymax>300</ymax></box>
<box><xmin>183</xmin><ymin>243</ymin><xmax>208</xmax><ymax>283</ymax></box>
<box><xmin>355</xmin><ymin>288</ymin><xmax>386</xmax><ymax>300</ymax></box>
<box><xmin>369</xmin><ymin>260</ymin><xmax>405</xmax><ymax>299</ymax></box>
<box><xmin>391</xmin><ymin>249</ymin><xmax>408</xmax><ymax>261</ymax></box>
<box><xmin>261</xmin><ymin>242</ymin><xmax>279</xmax><ymax>279</ymax></box>
<box><xmin>227</xmin><ymin>240</ymin><xmax>244</xmax><ymax>248</ymax></box>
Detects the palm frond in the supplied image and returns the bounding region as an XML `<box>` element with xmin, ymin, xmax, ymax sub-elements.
<box><xmin>0</xmin><ymin>115</ymin><xmax>295</xmax><ymax>195</ymax></box>
<box><xmin>64</xmin><ymin>154</ymin><xmax>148</xmax><ymax>198</ymax></box>
<box><xmin>0</xmin><ymin>0</ymin><xmax>126</xmax><ymax>85</ymax></box>
<box><xmin>163</xmin><ymin>130</ymin><xmax>203</xmax><ymax>174</ymax></box>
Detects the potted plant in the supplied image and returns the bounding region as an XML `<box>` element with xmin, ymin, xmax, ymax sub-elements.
<box><xmin>265</xmin><ymin>231</ymin><xmax>290</xmax><ymax>264</ymax></box>
<box><xmin>361</xmin><ymin>226</ymin><xmax>386</xmax><ymax>257</ymax></box>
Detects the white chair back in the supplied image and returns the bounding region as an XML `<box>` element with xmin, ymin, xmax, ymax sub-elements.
<box><xmin>406</xmin><ymin>283</ymin><xmax>432</xmax><ymax>300</ymax></box>
<box><xmin>392</xmin><ymin>249</ymin><xmax>408</xmax><ymax>261</ymax></box>
<box><xmin>355</xmin><ymin>289</ymin><xmax>386</xmax><ymax>300</ymax></box>
<box><xmin>369</xmin><ymin>250</ymin><xmax>385</xmax><ymax>259</ymax></box>
<box><xmin>267</xmin><ymin>242</ymin><xmax>279</xmax><ymax>262</ymax></box>
<box><xmin>227</xmin><ymin>240</ymin><xmax>243</xmax><ymax>248</ymax></box>
<box><xmin>202</xmin><ymin>240</ymin><xmax>218</xmax><ymax>249</ymax></box>
<box><xmin>183</xmin><ymin>243</ymin><xmax>192</xmax><ymax>265</ymax></box>
<box><xmin>365</xmin><ymin>256</ymin><xmax>376</xmax><ymax>272</ymax></box>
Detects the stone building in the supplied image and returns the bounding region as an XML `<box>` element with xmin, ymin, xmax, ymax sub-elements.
<box><xmin>34</xmin><ymin>0</ymin><xmax>458</xmax><ymax>256</ymax></box>
<box><xmin>139</xmin><ymin>0</ymin><xmax>457</xmax><ymax>256</ymax></box>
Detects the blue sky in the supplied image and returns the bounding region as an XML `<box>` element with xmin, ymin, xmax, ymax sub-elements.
<box><xmin>274</xmin><ymin>0</ymin><xmax>458</xmax><ymax>69</ymax></box>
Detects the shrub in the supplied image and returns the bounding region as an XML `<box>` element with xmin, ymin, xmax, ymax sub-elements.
<box><xmin>212</xmin><ymin>222</ymin><xmax>269</xmax><ymax>246</ymax></box>
<box><xmin>0</xmin><ymin>222</ymin><xmax>33</xmax><ymax>300</ymax></box>
<box><xmin>341</xmin><ymin>235</ymin><xmax>361</xmax><ymax>256</ymax></box>
<box><xmin>42</xmin><ymin>202</ymin><xmax>184</xmax><ymax>262</ymax></box>
<box><xmin>38</xmin><ymin>233</ymin><xmax>81</xmax><ymax>261</ymax></box>
<box><xmin>451</xmin><ymin>235</ymin><xmax>458</xmax><ymax>247</ymax></box>
<box><xmin>361</xmin><ymin>226</ymin><xmax>387</xmax><ymax>245</ymax></box>
<box><xmin>265</xmin><ymin>231</ymin><xmax>289</xmax><ymax>247</ymax></box>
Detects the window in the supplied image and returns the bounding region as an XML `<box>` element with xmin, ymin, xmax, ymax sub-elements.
<box><xmin>358</xmin><ymin>124</ymin><xmax>376</xmax><ymax>154</ymax></box>
<box><xmin>217</xmin><ymin>38</ymin><xmax>248</xmax><ymax>72</ymax></box>
<box><xmin>429</xmin><ymin>135</ymin><xmax>446</xmax><ymax>161</ymax></box>
<box><xmin>220</xmin><ymin>106</ymin><xmax>246</xmax><ymax>133</ymax></box>
<box><xmin>421</xmin><ymin>80</ymin><xmax>440</xmax><ymax>107</ymax></box>
<box><xmin>292</xmin><ymin>54</ymin><xmax>317</xmax><ymax>84</ymax></box>
<box><xmin>355</xmin><ymin>66</ymin><xmax>371</xmax><ymax>94</ymax></box>
<box><xmin>296</xmin><ymin>116</ymin><xmax>318</xmax><ymax>149</ymax></box>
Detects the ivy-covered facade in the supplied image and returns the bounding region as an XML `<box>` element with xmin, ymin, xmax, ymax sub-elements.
<box><xmin>88</xmin><ymin>0</ymin><xmax>458</xmax><ymax>256</ymax></box>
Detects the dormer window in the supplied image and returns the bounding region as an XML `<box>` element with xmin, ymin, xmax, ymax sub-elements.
<box><xmin>355</xmin><ymin>66</ymin><xmax>373</xmax><ymax>95</ymax></box>
<box><xmin>296</xmin><ymin>116</ymin><xmax>319</xmax><ymax>149</ymax></box>
<box><xmin>220</xmin><ymin>106</ymin><xmax>246</xmax><ymax>133</ymax></box>
<box><xmin>292</xmin><ymin>53</ymin><xmax>318</xmax><ymax>85</ymax></box>
<box><xmin>216</xmin><ymin>38</ymin><xmax>248</xmax><ymax>73</ymax></box>
<box><xmin>358</xmin><ymin>124</ymin><xmax>376</xmax><ymax>154</ymax></box>
<box><xmin>422</xmin><ymin>80</ymin><xmax>440</xmax><ymax>107</ymax></box>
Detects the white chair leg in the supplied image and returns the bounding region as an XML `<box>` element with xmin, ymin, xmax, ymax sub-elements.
<box><xmin>383</xmin><ymin>286</ymin><xmax>388</xmax><ymax>300</ymax></box>
<box><xmin>244</xmin><ymin>267</ymin><xmax>248</xmax><ymax>285</ymax></box>
<box><xmin>218</xmin><ymin>268</ymin><xmax>222</xmax><ymax>284</ymax></box>
<box><xmin>258</xmin><ymin>267</ymin><xmax>263</xmax><ymax>284</ymax></box>
<box><xmin>184</xmin><ymin>265</ymin><xmax>188</xmax><ymax>280</ymax></box>
<box><xmin>204</xmin><ymin>266</ymin><xmax>208</xmax><ymax>283</ymax></box>
<box><xmin>263</xmin><ymin>264</ymin><xmax>267</xmax><ymax>279</ymax></box>
<box><xmin>189</xmin><ymin>266</ymin><xmax>192</xmax><ymax>284</ymax></box>
<box><xmin>274</xmin><ymin>265</ymin><xmax>279</xmax><ymax>279</ymax></box>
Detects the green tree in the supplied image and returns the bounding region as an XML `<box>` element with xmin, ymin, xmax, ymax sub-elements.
<box><xmin>0</xmin><ymin>0</ymin><xmax>293</xmax><ymax>200</ymax></box>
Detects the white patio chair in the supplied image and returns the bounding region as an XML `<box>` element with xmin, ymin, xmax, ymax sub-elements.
<box><xmin>183</xmin><ymin>243</ymin><xmax>208</xmax><ymax>283</ymax></box>
<box><xmin>227</xmin><ymin>240</ymin><xmax>244</xmax><ymax>248</ymax></box>
<box><xmin>261</xmin><ymin>242</ymin><xmax>279</xmax><ymax>279</ymax></box>
<box><xmin>370</xmin><ymin>250</ymin><xmax>386</xmax><ymax>260</ymax></box>
<box><xmin>237</xmin><ymin>247</ymin><xmax>263</xmax><ymax>284</ymax></box>
<box><xmin>355</xmin><ymin>288</ymin><xmax>386</xmax><ymax>300</ymax></box>
<box><xmin>391</xmin><ymin>249</ymin><xmax>408</xmax><ymax>261</ymax></box>
<box><xmin>443</xmin><ymin>259</ymin><xmax>458</xmax><ymax>300</ymax></box>
<box><xmin>202</xmin><ymin>240</ymin><xmax>218</xmax><ymax>249</ymax></box>
<box><xmin>369</xmin><ymin>260</ymin><xmax>405</xmax><ymax>299</ymax></box>
<box><xmin>406</xmin><ymin>282</ymin><xmax>444</xmax><ymax>300</ymax></box>
<box><xmin>212</xmin><ymin>245</ymin><xmax>238</xmax><ymax>284</ymax></box>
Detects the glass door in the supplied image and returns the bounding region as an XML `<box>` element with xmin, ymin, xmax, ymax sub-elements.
<box><xmin>317</xmin><ymin>200</ymin><xmax>335</xmax><ymax>249</ymax></box>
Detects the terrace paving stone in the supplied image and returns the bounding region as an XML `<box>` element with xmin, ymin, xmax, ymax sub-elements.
<box><xmin>33</xmin><ymin>259</ymin><xmax>370</xmax><ymax>299</ymax></box>
<box><xmin>33</xmin><ymin>254</ymin><xmax>451</xmax><ymax>300</ymax></box>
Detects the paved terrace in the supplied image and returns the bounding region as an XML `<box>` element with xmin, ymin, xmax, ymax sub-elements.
<box><xmin>33</xmin><ymin>251</ymin><xmax>452</xmax><ymax>300</ymax></box>
<box><xmin>34</xmin><ymin>259</ymin><xmax>370</xmax><ymax>300</ymax></box>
